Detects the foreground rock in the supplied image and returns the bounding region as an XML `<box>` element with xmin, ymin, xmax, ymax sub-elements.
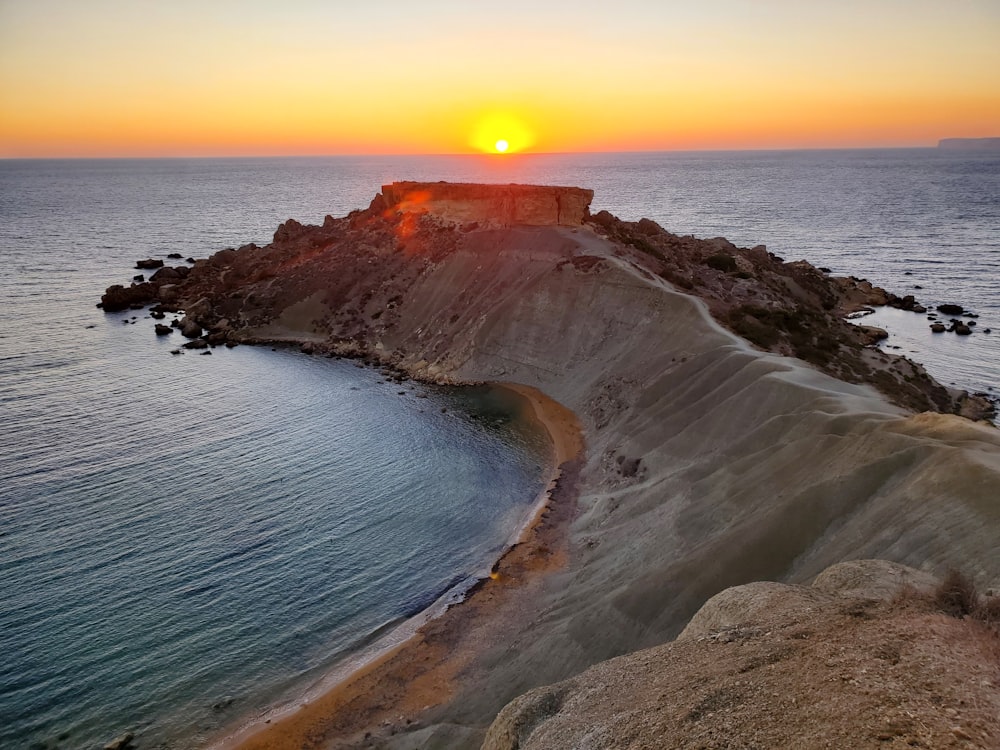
<box><xmin>483</xmin><ymin>561</ymin><xmax>999</xmax><ymax>750</ymax></box>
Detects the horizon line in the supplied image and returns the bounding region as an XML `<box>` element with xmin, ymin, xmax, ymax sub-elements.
<box><xmin>0</xmin><ymin>143</ymin><xmax>973</xmax><ymax>161</ymax></box>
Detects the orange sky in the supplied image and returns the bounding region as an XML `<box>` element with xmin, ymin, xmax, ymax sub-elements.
<box><xmin>1</xmin><ymin>0</ymin><xmax>998</xmax><ymax>157</ymax></box>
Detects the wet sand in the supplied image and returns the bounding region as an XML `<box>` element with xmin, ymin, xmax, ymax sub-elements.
<box><xmin>210</xmin><ymin>383</ymin><xmax>583</xmax><ymax>750</ymax></box>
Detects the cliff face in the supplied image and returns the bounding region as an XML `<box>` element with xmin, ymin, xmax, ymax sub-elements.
<box><xmin>101</xmin><ymin>185</ymin><xmax>1000</xmax><ymax>748</ymax></box>
<box><xmin>376</xmin><ymin>182</ymin><xmax>594</xmax><ymax>227</ymax></box>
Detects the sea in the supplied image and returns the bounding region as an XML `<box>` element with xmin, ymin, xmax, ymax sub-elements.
<box><xmin>1</xmin><ymin>149</ymin><xmax>998</xmax><ymax>750</ymax></box>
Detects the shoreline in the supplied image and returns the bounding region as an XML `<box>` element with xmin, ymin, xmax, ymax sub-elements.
<box><xmin>208</xmin><ymin>381</ymin><xmax>584</xmax><ymax>750</ymax></box>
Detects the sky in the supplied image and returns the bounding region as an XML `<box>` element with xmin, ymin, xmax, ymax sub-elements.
<box><xmin>0</xmin><ymin>0</ymin><xmax>998</xmax><ymax>157</ymax></box>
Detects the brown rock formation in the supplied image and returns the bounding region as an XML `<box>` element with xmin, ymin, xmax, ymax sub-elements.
<box><xmin>377</xmin><ymin>182</ymin><xmax>594</xmax><ymax>227</ymax></box>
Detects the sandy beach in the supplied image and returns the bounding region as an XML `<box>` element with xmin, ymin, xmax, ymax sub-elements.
<box><xmin>210</xmin><ymin>383</ymin><xmax>584</xmax><ymax>750</ymax></box>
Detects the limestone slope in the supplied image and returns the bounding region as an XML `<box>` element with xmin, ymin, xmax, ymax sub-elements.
<box><xmin>307</xmin><ymin>222</ymin><xmax>1000</xmax><ymax>733</ymax></box>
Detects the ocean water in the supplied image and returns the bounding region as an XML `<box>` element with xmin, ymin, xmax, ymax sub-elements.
<box><xmin>1</xmin><ymin>149</ymin><xmax>998</xmax><ymax>749</ymax></box>
<box><xmin>0</xmin><ymin>162</ymin><xmax>552</xmax><ymax>749</ymax></box>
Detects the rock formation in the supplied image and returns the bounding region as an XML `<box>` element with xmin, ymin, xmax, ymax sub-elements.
<box><xmin>376</xmin><ymin>182</ymin><xmax>594</xmax><ymax>227</ymax></box>
<box><xmin>483</xmin><ymin>560</ymin><xmax>1000</xmax><ymax>749</ymax></box>
<box><xmin>99</xmin><ymin>184</ymin><xmax>1000</xmax><ymax>749</ymax></box>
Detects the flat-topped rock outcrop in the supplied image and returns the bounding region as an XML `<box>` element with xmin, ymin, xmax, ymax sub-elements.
<box><xmin>374</xmin><ymin>182</ymin><xmax>594</xmax><ymax>227</ymax></box>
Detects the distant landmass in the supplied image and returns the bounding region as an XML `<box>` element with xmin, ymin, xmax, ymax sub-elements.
<box><xmin>938</xmin><ymin>137</ymin><xmax>1000</xmax><ymax>150</ymax></box>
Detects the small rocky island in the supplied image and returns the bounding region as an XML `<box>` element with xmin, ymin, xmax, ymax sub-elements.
<box><xmin>102</xmin><ymin>183</ymin><xmax>1000</xmax><ymax>749</ymax></box>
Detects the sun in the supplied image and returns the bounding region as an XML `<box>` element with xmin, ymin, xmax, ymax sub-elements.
<box><xmin>469</xmin><ymin>112</ymin><xmax>535</xmax><ymax>154</ymax></box>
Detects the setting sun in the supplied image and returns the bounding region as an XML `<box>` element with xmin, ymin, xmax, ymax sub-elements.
<box><xmin>469</xmin><ymin>112</ymin><xmax>535</xmax><ymax>154</ymax></box>
<box><xmin>0</xmin><ymin>2</ymin><xmax>998</xmax><ymax>157</ymax></box>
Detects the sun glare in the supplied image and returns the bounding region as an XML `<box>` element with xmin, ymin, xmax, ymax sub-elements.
<box><xmin>470</xmin><ymin>112</ymin><xmax>535</xmax><ymax>154</ymax></box>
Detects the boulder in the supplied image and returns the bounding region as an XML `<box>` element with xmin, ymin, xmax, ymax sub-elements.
<box><xmin>930</xmin><ymin>323</ymin><xmax>946</xmax><ymax>333</ymax></box>
<box><xmin>167</xmin><ymin>252</ymin><xmax>183</xmax><ymax>259</ymax></box>
<box><xmin>274</xmin><ymin>218</ymin><xmax>308</xmax><ymax>244</ymax></box>
<box><xmin>636</xmin><ymin>218</ymin><xmax>664</xmax><ymax>236</ymax></box>
<box><xmin>154</xmin><ymin>324</ymin><xmax>172</xmax><ymax>336</ymax></box>
<box><xmin>209</xmin><ymin>248</ymin><xmax>238</xmax><ymax>267</ymax></box>
<box><xmin>588</xmin><ymin>210</ymin><xmax>616</xmax><ymax>230</ymax></box>
<box><xmin>135</xmin><ymin>258</ymin><xmax>163</xmax><ymax>269</ymax></box>
<box><xmin>150</xmin><ymin>266</ymin><xmax>182</xmax><ymax>282</ymax></box>
<box><xmin>888</xmin><ymin>294</ymin><xmax>920</xmax><ymax>311</ymax></box>
<box><xmin>954</xmin><ymin>322</ymin><xmax>972</xmax><ymax>335</ymax></box>
<box><xmin>182</xmin><ymin>339</ymin><xmax>208</xmax><ymax>349</ymax></box>
<box><xmin>132</xmin><ymin>274</ymin><xmax>144</xmax><ymax>282</ymax></box>
<box><xmin>185</xmin><ymin>298</ymin><xmax>212</xmax><ymax>321</ymax></box>
<box><xmin>856</xmin><ymin>325</ymin><xmax>889</xmax><ymax>345</ymax></box>
<box><xmin>101</xmin><ymin>283</ymin><xmax>156</xmax><ymax>312</ymax></box>
<box><xmin>834</xmin><ymin>277</ymin><xmax>889</xmax><ymax>307</ymax></box>
<box><xmin>158</xmin><ymin>284</ymin><xmax>179</xmax><ymax>303</ymax></box>
<box><xmin>937</xmin><ymin>303</ymin><xmax>964</xmax><ymax>315</ymax></box>
<box><xmin>179</xmin><ymin>317</ymin><xmax>202</xmax><ymax>338</ymax></box>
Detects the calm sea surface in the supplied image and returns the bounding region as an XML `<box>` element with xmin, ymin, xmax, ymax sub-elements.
<box><xmin>1</xmin><ymin>150</ymin><xmax>998</xmax><ymax>749</ymax></box>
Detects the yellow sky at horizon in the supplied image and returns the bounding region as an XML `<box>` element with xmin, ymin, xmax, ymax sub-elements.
<box><xmin>1</xmin><ymin>0</ymin><xmax>998</xmax><ymax>157</ymax></box>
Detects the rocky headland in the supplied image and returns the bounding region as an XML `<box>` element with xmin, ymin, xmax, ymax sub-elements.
<box><xmin>101</xmin><ymin>182</ymin><xmax>1000</xmax><ymax>748</ymax></box>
